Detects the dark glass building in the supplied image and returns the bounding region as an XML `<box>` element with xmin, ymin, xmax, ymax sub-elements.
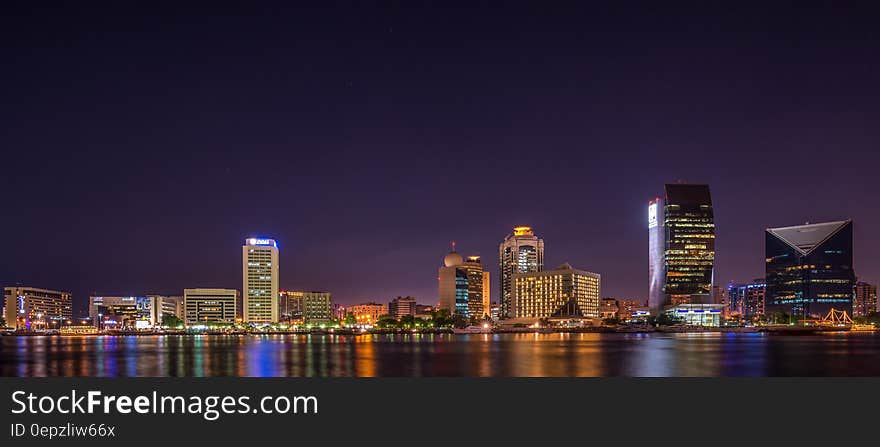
<box><xmin>726</xmin><ymin>280</ymin><xmax>766</xmax><ymax>319</ymax></box>
<box><xmin>648</xmin><ymin>184</ymin><xmax>715</xmax><ymax>312</ymax></box>
<box><xmin>765</xmin><ymin>220</ymin><xmax>855</xmax><ymax>319</ymax></box>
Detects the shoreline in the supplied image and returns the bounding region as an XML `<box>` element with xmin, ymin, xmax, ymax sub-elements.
<box><xmin>2</xmin><ymin>326</ymin><xmax>875</xmax><ymax>337</ymax></box>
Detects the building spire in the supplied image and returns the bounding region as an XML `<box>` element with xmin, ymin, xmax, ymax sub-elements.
<box><xmin>451</xmin><ymin>240</ymin><xmax>456</xmax><ymax>252</ymax></box>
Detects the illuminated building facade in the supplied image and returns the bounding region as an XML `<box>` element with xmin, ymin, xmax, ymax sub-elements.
<box><xmin>88</xmin><ymin>295</ymin><xmax>183</xmax><ymax>328</ymax></box>
<box><xmin>613</xmin><ymin>299</ymin><xmax>646</xmax><ymax>321</ymax></box>
<box><xmin>664</xmin><ymin>303</ymin><xmax>724</xmax><ymax>326</ymax></box>
<box><xmin>184</xmin><ymin>288</ymin><xmax>238</xmax><ymax>325</ymax></box>
<box><xmin>152</xmin><ymin>295</ymin><xmax>184</xmax><ymax>324</ymax></box>
<box><xmin>438</xmin><ymin>250</ymin><xmax>470</xmax><ymax>316</ymax></box>
<box><xmin>726</xmin><ymin>280</ymin><xmax>765</xmax><ymax>319</ymax></box>
<box><xmin>302</xmin><ymin>291</ymin><xmax>333</xmax><ymax>323</ymax></box>
<box><xmin>854</xmin><ymin>282</ymin><xmax>878</xmax><ymax>317</ymax></box>
<box><xmin>347</xmin><ymin>302</ymin><xmax>387</xmax><ymax>325</ymax></box>
<box><xmin>279</xmin><ymin>290</ymin><xmax>304</xmax><ymax>322</ymax></box>
<box><xmin>511</xmin><ymin>263</ymin><xmax>600</xmax><ymax>320</ymax></box>
<box><xmin>601</xmin><ymin>298</ymin><xmax>619</xmax><ymax>319</ymax></box>
<box><xmin>499</xmin><ymin>226</ymin><xmax>544</xmax><ymax>318</ymax></box>
<box><xmin>389</xmin><ymin>296</ymin><xmax>417</xmax><ymax>318</ymax></box>
<box><xmin>490</xmin><ymin>302</ymin><xmax>501</xmax><ymax>320</ymax></box>
<box><xmin>4</xmin><ymin>286</ymin><xmax>72</xmax><ymax>330</ymax></box>
<box><xmin>648</xmin><ymin>184</ymin><xmax>715</xmax><ymax>313</ymax></box>
<box><xmin>765</xmin><ymin>220</ymin><xmax>855</xmax><ymax>319</ymax></box>
<box><xmin>463</xmin><ymin>256</ymin><xmax>487</xmax><ymax>318</ymax></box>
<box><xmin>482</xmin><ymin>271</ymin><xmax>490</xmax><ymax>318</ymax></box>
<box><xmin>89</xmin><ymin>296</ymin><xmax>156</xmax><ymax>328</ymax></box>
<box><xmin>242</xmin><ymin>237</ymin><xmax>279</xmax><ymax>324</ymax></box>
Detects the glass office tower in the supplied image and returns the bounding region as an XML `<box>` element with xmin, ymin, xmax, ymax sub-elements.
<box><xmin>648</xmin><ymin>184</ymin><xmax>715</xmax><ymax>313</ymax></box>
<box><xmin>463</xmin><ymin>256</ymin><xmax>486</xmax><ymax>318</ymax></box>
<box><xmin>499</xmin><ymin>226</ymin><xmax>544</xmax><ymax>318</ymax></box>
<box><xmin>765</xmin><ymin>220</ymin><xmax>855</xmax><ymax>319</ymax></box>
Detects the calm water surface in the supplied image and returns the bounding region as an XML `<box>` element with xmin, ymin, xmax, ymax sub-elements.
<box><xmin>3</xmin><ymin>332</ymin><xmax>880</xmax><ymax>377</ymax></box>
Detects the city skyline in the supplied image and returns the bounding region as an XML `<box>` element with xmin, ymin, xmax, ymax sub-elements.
<box><xmin>3</xmin><ymin>3</ymin><xmax>880</xmax><ymax>315</ymax></box>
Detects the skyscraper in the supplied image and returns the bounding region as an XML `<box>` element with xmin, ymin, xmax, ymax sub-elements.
<box><xmin>482</xmin><ymin>271</ymin><xmax>490</xmax><ymax>319</ymax></box>
<box><xmin>463</xmin><ymin>255</ymin><xmax>486</xmax><ymax>318</ymax></box>
<box><xmin>765</xmin><ymin>220</ymin><xmax>855</xmax><ymax>319</ymax></box>
<box><xmin>438</xmin><ymin>249</ymin><xmax>469</xmax><ymax>316</ymax></box>
<box><xmin>499</xmin><ymin>226</ymin><xmax>544</xmax><ymax>318</ymax></box>
<box><xmin>242</xmin><ymin>237</ymin><xmax>279</xmax><ymax>324</ymax></box>
<box><xmin>854</xmin><ymin>282</ymin><xmax>878</xmax><ymax>317</ymax></box>
<box><xmin>648</xmin><ymin>184</ymin><xmax>715</xmax><ymax>313</ymax></box>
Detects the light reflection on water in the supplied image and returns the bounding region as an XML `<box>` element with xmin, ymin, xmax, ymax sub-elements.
<box><xmin>3</xmin><ymin>332</ymin><xmax>880</xmax><ymax>377</ymax></box>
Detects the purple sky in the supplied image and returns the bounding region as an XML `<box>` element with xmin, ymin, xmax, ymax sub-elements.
<box><xmin>2</xmin><ymin>3</ymin><xmax>879</xmax><ymax>316</ymax></box>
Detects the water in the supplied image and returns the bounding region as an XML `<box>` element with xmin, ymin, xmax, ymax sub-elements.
<box><xmin>3</xmin><ymin>332</ymin><xmax>880</xmax><ymax>377</ymax></box>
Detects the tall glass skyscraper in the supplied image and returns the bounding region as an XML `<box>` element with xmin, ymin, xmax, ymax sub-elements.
<box><xmin>648</xmin><ymin>184</ymin><xmax>715</xmax><ymax>313</ymax></box>
<box><xmin>765</xmin><ymin>220</ymin><xmax>855</xmax><ymax>319</ymax></box>
<box><xmin>463</xmin><ymin>256</ymin><xmax>486</xmax><ymax>318</ymax></box>
<box><xmin>499</xmin><ymin>226</ymin><xmax>544</xmax><ymax>318</ymax></box>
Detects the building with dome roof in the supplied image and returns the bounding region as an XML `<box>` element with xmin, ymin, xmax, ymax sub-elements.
<box><xmin>444</xmin><ymin>251</ymin><xmax>464</xmax><ymax>267</ymax></box>
<box><xmin>438</xmin><ymin>245</ymin><xmax>471</xmax><ymax>317</ymax></box>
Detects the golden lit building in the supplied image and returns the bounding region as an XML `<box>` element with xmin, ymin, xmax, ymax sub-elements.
<box><xmin>511</xmin><ymin>263</ymin><xmax>600</xmax><ymax>321</ymax></box>
<box><xmin>482</xmin><ymin>271</ymin><xmax>490</xmax><ymax>318</ymax></box>
<box><xmin>347</xmin><ymin>302</ymin><xmax>388</xmax><ymax>325</ymax></box>
<box><xmin>4</xmin><ymin>286</ymin><xmax>72</xmax><ymax>330</ymax></box>
<box><xmin>499</xmin><ymin>226</ymin><xmax>544</xmax><ymax>318</ymax></box>
<box><xmin>600</xmin><ymin>298</ymin><xmax>618</xmax><ymax>319</ymax></box>
<box><xmin>463</xmin><ymin>255</ymin><xmax>487</xmax><ymax>318</ymax></box>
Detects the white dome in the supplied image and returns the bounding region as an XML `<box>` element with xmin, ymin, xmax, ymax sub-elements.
<box><xmin>444</xmin><ymin>251</ymin><xmax>464</xmax><ymax>267</ymax></box>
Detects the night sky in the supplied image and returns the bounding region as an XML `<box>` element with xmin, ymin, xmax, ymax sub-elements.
<box><xmin>3</xmin><ymin>3</ymin><xmax>879</xmax><ymax>316</ymax></box>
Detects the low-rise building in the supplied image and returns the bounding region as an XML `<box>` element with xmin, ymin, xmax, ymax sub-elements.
<box><xmin>184</xmin><ymin>288</ymin><xmax>238</xmax><ymax>326</ymax></box>
<box><xmin>600</xmin><ymin>298</ymin><xmax>618</xmax><ymax>319</ymax></box>
<box><xmin>302</xmin><ymin>291</ymin><xmax>333</xmax><ymax>323</ymax></box>
<box><xmin>279</xmin><ymin>290</ymin><xmax>304</xmax><ymax>323</ymax></box>
<box><xmin>854</xmin><ymin>282</ymin><xmax>878</xmax><ymax>318</ymax></box>
<box><xmin>4</xmin><ymin>286</ymin><xmax>73</xmax><ymax>330</ymax></box>
<box><xmin>89</xmin><ymin>296</ymin><xmax>155</xmax><ymax>329</ymax></box>
<box><xmin>347</xmin><ymin>302</ymin><xmax>387</xmax><ymax>325</ymax></box>
<box><xmin>665</xmin><ymin>303</ymin><xmax>725</xmax><ymax>326</ymax></box>
<box><xmin>389</xmin><ymin>296</ymin><xmax>417</xmax><ymax>318</ymax></box>
<box><xmin>511</xmin><ymin>263</ymin><xmax>601</xmax><ymax>322</ymax></box>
